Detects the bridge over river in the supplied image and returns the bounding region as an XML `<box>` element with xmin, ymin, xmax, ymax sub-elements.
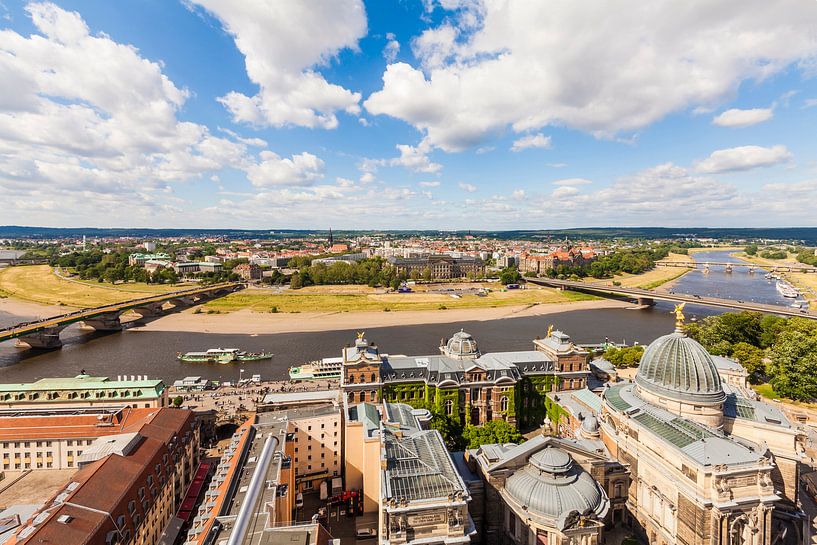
<box><xmin>0</xmin><ymin>282</ymin><xmax>243</xmax><ymax>349</ymax></box>
<box><xmin>526</xmin><ymin>278</ymin><xmax>816</xmax><ymax>320</ymax></box>
<box><xmin>656</xmin><ymin>260</ymin><xmax>817</xmax><ymax>273</ymax></box>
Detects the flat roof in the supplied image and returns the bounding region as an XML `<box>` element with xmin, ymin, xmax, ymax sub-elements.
<box><xmin>261</xmin><ymin>389</ymin><xmax>339</xmax><ymax>405</ymax></box>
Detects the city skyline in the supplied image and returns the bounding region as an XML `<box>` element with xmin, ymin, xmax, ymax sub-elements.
<box><xmin>2</xmin><ymin>0</ymin><xmax>817</xmax><ymax>229</ymax></box>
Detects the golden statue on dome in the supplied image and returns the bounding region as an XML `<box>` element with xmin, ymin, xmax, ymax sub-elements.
<box><xmin>673</xmin><ymin>303</ymin><xmax>686</xmax><ymax>330</ymax></box>
<box><xmin>356</xmin><ymin>331</ymin><xmax>366</xmax><ymax>340</ymax></box>
<box><xmin>547</xmin><ymin>324</ymin><xmax>554</xmax><ymax>337</ymax></box>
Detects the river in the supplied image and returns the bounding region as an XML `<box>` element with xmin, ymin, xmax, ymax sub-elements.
<box><xmin>0</xmin><ymin>250</ymin><xmax>792</xmax><ymax>384</ymax></box>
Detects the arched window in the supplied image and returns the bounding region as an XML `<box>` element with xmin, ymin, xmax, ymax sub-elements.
<box><xmin>500</xmin><ymin>396</ymin><xmax>509</xmax><ymax>412</ymax></box>
<box><xmin>371</xmin><ymin>390</ymin><xmax>377</xmax><ymax>402</ymax></box>
<box><xmin>348</xmin><ymin>374</ymin><xmax>355</xmax><ymax>384</ymax></box>
<box><xmin>445</xmin><ymin>399</ymin><xmax>454</xmax><ymax>416</ymax></box>
<box><xmin>371</xmin><ymin>373</ymin><xmax>377</xmax><ymax>383</ymax></box>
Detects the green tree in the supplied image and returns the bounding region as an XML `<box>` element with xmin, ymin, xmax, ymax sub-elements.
<box><xmin>498</xmin><ymin>266</ymin><xmax>521</xmax><ymax>285</ymax></box>
<box><xmin>744</xmin><ymin>244</ymin><xmax>758</xmax><ymax>256</ymax></box>
<box><xmin>603</xmin><ymin>345</ymin><xmax>645</xmax><ymax>368</ymax></box>
<box><xmin>730</xmin><ymin>342</ymin><xmax>766</xmax><ymax>383</ymax></box>
<box><xmin>429</xmin><ymin>413</ymin><xmax>465</xmax><ymax>450</ymax></box>
<box><xmin>767</xmin><ymin>330</ymin><xmax>817</xmax><ymax>400</ymax></box>
<box><xmin>173</xmin><ymin>395</ymin><xmax>184</xmax><ymax>407</ymax></box>
<box><xmin>461</xmin><ymin>420</ymin><xmax>523</xmax><ymax>449</ymax></box>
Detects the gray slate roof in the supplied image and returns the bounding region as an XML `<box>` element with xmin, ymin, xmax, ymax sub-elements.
<box><xmin>604</xmin><ymin>383</ymin><xmax>762</xmax><ymax>467</ymax></box>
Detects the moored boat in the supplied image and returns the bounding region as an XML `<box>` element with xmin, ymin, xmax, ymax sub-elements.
<box><xmin>775</xmin><ymin>281</ymin><xmax>799</xmax><ymax>299</ymax></box>
<box><xmin>289</xmin><ymin>357</ymin><xmax>343</xmax><ymax>380</ymax></box>
<box><xmin>177</xmin><ymin>348</ymin><xmax>273</xmax><ymax>364</ymax></box>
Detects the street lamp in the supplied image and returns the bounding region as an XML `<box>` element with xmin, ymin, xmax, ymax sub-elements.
<box><xmin>239</xmin><ymin>368</ymin><xmax>244</xmax><ymax>384</ymax></box>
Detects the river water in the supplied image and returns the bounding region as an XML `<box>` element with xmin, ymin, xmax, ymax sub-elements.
<box><xmin>0</xmin><ymin>250</ymin><xmax>795</xmax><ymax>384</ymax></box>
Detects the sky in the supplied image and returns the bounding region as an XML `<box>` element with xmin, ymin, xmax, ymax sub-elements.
<box><xmin>2</xmin><ymin>0</ymin><xmax>817</xmax><ymax>230</ymax></box>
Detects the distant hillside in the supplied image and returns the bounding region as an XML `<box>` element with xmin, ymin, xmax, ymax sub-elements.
<box><xmin>1</xmin><ymin>225</ymin><xmax>816</xmax><ymax>243</ymax></box>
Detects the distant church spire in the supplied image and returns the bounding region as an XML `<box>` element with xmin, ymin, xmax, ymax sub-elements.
<box><xmin>328</xmin><ymin>228</ymin><xmax>334</xmax><ymax>246</ymax></box>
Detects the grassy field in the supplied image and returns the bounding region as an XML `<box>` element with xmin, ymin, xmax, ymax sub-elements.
<box><xmin>0</xmin><ymin>265</ymin><xmax>178</xmax><ymax>308</ymax></box>
<box><xmin>203</xmin><ymin>284</ymin><xmax>596</xmax><ymax>313</ymax></box>
<box><xmin>753</xmin><ymin>382</ymin><xmax>817</xmax><ymax>411</ymax></box>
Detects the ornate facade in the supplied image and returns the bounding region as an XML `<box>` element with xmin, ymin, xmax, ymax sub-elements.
<box><xmin>340</xmin><ymin>329</ymin><xmax>590</xmax><ymax>429</ymax></box>
<box><xmin>598</xmin><ymin>313</ymin><xmax>806</xmax><ymax>545</ymax></box>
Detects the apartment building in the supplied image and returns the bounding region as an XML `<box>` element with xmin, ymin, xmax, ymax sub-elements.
<box><xmin>9</xmin><ymin>409</ymin><xmax>199</xmax><ymax>545</ymax></box>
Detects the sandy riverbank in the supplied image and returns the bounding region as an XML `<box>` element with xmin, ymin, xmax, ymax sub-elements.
<box><xmin>132</xmin><ymin>299</ymin><xmax>632</xmax><ymax>335</ymax></box>
<box><xmin>0</xmin><ymin>296</ymin><xmax>73</xmax><ymax>318</ymax></box>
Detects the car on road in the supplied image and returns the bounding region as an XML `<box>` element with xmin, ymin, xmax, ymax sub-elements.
<box><xmin>355</xmin><ymin>528</ymin><xmax>377</xmax><ymax>539</ymax></box>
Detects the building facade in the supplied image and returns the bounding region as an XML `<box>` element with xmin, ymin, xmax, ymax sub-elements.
<box><xmin>466</xmin><ymin>434</ymin><xmax>625</xmax><ymax>545</ymax></box>
<box><xmin>11</xmin><ymin>409</ymin><xmax>199</xmax><ymax>545</ymax></box>
<box><xmin>340</xmin><ymin>329</ymin><xmax>590</xmax><ymax>430</ymax></box>
<box><xmin>0</xmin><ymin>406</ymin><xmax>163</xmax><ymax>471</ymax></box>
<box><xmin>598</xmin><ymin>318</ymin><xmax>805</xmax><ymax>545</ymax></box>
<box><xmin>387</xmin><ymin>255</ymin><xmax>485</xmax><ymax>279</ymax></box>
<box><xmin>0</xmin><ymin>375</ymin><xmax>168</xmax><ymax>410</ymax></box>
<box><xmin>344</xmin><ymin>400</ymin><xmax>473</xmax><ymax>545</ymax></box>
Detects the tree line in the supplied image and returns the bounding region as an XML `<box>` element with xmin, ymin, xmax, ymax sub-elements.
<box><xmin>685</xmin><ymin>311</ymin><xmax>817</xmax><ymax>400</ymax></box>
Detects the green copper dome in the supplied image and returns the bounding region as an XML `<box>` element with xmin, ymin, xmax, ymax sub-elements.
<box><xmin>635</xmin><ymin>331</ymin><xmax>725</xmax><ymax>405</ymax></box>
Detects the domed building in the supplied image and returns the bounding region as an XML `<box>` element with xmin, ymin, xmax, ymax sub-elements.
<box><xmin>633</xmin><ymin>327</ymin><xmax>726</xmax><ymax>428</ymax></box>
<box><xmin>441</xmin><ymin>329</ymin><xmax>481</xmax><ymax>359</ymax></box>
<box><xmin>467</xmin><ymin>435</ymin><xmax>626</xmax><ymax>545</ymax></box>
<box><xmin>599</xmin><ymin>309</ymin><xmax>805</xmax><ymax>545</ymax></box>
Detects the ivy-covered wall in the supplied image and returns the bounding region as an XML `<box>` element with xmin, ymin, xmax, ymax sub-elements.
<box><xmin>382</xmin><ymin>382</ymin><xmax>426</xmax><ymax>403</ymax></box>
<box><xmin>381</xmin><ymin>383</ymin><xmax>464</xmax><ymax>424</ymax></box>
<box><xmin>516</xmin><ymin>375</ymin><xmax>559</xmax><ymax>430</ymax></box>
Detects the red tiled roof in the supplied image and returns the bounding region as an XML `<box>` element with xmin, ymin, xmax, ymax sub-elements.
<box><xmin>0</xmin><ymin>408</ymin><xmax>159</xmax><ymax>441</ymax></box>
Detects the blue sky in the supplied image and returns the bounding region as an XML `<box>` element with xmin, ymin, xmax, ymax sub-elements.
<box><xmin>2</xmin><ymin>0</ymin><xmax>817</xmax><ymax>229</ymax></box>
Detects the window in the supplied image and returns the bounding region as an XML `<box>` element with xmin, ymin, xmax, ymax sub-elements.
<box><xmin>500</xmin><ymin>396</ymin><xmax>509</xmax><ymax>412</ymax></box>
<box><xmin>371</xmin><ymin>373</ymin><xmax>377</xmax><ymax>382</ymax></box>
<box><xmin>348</xmin><ymin>374</ymin><xmax>355</xmax><ymax>384</ymax></box>
<box><xmin>445</xmin><ymin>399</ymin><xmax>454</xmax><ymax>416</ymax></box>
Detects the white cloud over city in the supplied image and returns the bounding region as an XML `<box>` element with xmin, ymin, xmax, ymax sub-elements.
<box><xmin>1</xmin><ymin>0</ymin><xmax>817</xmax><ymax>228</ymax></box>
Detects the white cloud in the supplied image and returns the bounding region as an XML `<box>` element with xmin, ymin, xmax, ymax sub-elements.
<box><xmin>359</xmin><ymin>172</ymin><xmax>376</xmax><ymax>184</ymax></box>
<box><xmin>458</xmin><ymin>181</ymin><xmax>477</xmax><ymax>192</ymax></box>
<box><xmin>694</xmin><ymin>145</ymin><xmax>792</xmax><ymax>173</ymax></box>
<box><xmin>246</xmin><ymin>151</ymin><xmax>325</xmax><ymax>187</ymax></box>
<box><xmin>0</xmin><ymin>2</ymin><xmax>274</xmax><ymax>224</ymax></box>
<box><xmin>511</xmin><ymin>189</ymin><xmax>526</xmax><ymax>200</ymax></box>
<box><xmin>419</xmin><ymin>181</ymin><xmax>441</xmax><ymax>187</ymax></box>
<box><xmin>712</xmin><ymin>108</ymin><xmax>773</xmax><ymax>128</ymax></box>
<box><xmin>551</xmin><ymin>186</ymin><xmax>580</xmax><ymax>199</ymax></box>
<box><xmin>383</xmin><ymin>32</ymin><xmax>400</xmax><ymax>62</ymax></box>
<box><xmin>511</xmin><ymin>133</ymin><xmax>551</xmax><ymax>152</ymax></box>
<box><xmin>218</xmin><ymin>127</ymin><xmax>268</xmax><ymax>147</ymax></box>
<box><xmin>804</xmin><ymin>98</ymin><xmax>817</xmax><ymax>109</ymax></box>
<box><xmin>336</xmin><ymin>177</ymin><xmax>356</xmax><ymax>187</ymax></box>
<box><xmin>366</xmin><ymin>0</ymin><xmax>817</xmax><ymax>151</ymax></box>
<box><xmin>189</xmin><ymin>0</ymin><xmax>366</xmax><ymax>129</ymax></box>
<box><xmin>547</xmin><ymin>162</ymin><xmax>568</xmax><ymax>168</ymax></box>
<box><xmin>553</xmin><ymin>178</ymin><xmax>592</xmax><ymax>186</ymax></box>
<box><xmin>388</xmin><ymin>140</ymin><xmax>442</xmax><ymax>173</ymax></box>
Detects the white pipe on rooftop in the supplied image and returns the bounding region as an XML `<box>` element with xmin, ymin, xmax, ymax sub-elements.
<box><xmin>227</xmin><ymin>433</ymin><xmax>279</xmax><ymax>545</ymax></box>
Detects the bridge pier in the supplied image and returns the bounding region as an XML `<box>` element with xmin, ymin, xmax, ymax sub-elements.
<box><xmin>636</xmin><ymin>297</ymin><xmax>655</xmax><ymax>307</ymax></box>
<box><xmin>80</xmin><ymin>312</ymin><xmax>122</xmax><ymax>331</ymax></box>
<box><xmin>131</xmin><ymin>303</ymin><xmax>164</xmax><ymax>319</ymax></box>
<box><xmin>16</xmin><ymin>327</ymin><xmax>65</xmax><ymax>349</ymax></box>
<box><xmin>170</xmin><ymin>296</ymin><xmax>196</xmax><ymax>307</ymax></box>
